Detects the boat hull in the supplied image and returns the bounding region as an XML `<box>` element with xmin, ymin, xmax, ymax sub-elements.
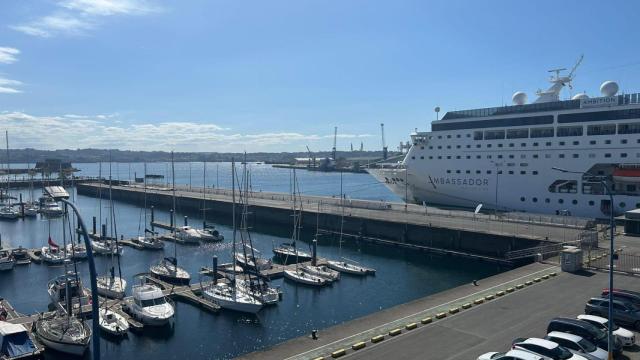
<box><xmin>36</xmin><ymin>335</ymin><xmax>88</xmax><ymax>356</ymax></box>
<box><xmin>149</xmin><ymin>271</ymin><xmax>190</xmax><ymax>286</ymax></box>
<box><xmin>283</xmin><ymin>270</ymin><xmax>328</xmax><ymax>286</ymax></box>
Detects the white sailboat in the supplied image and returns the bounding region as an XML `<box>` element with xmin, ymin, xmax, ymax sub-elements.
<box><xmin>0</xmin><ymin>249</ymin><xmax>14</xmax><ymax>271</ymax></box>
<box><xmin>175</xmin><ymin>225</ymin><xmax>201</xmax><ymax>243</ymax></box>
<box><xmin>47</xmin><ymin>271</ymin><xmax>91</xmax><ymax>312</ymax></box>
<box><xmin>41</xmin><ymin>225</ymin><xmax>67</xmax><ymax>265</ymax></box>
<box><xmin>65</xmin><ymin>243</ymin><xmax>87</xmax><ymax>260</ymax></box>
<box><xmin>0</xmin><ymin>131</ymin><xmax>20</xmax><ymax>221</ymax></box>
<box><xmin>203</xmin><ymin>160</ymin><xmax>263</xmax><ymax>314</ymax></box>
<box><xmin>150</xmin><ymin>152</ymin><xmax>190</xmax><ymax>285</ymax></box>
<box><xmin>135</xmin><ymin>163</ymin><xmax>165</xmax><ymax>250</ymax></box>
<box><xmin>34</xmin><ymin>312</ymin><xmax>91</xmax><ymax>356</ymax></box>
<box><xmin>300</xmin><ymin>205</ymin><xmax>340</xmax><ymax>282</ymax></box>
<box><xmin>195</xmin><ymin>161</ymin><xmax>224</xmax><ymax>242</ymax></box>
<box><xmin>98</xmin><ymin>308</ymin><xmax>129</xmax><ymax>336</ymax></box>
<box><xmin>97</xmin><ymin>156</ymin><xmax>127</xmax><ymax>299</ymax></box>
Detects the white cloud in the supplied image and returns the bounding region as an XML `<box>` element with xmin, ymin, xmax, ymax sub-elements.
<box><xmin>0</xmin><ymin>112</ymin><xmax>372</xmax><ymax>151</ymax></box>
<box><xmin>11</xmin><ymin>0</ymin><xmax>160</xmax><ymax>38</ymax></box>
<box><xmin>0</xmin><ymin>47</ymin><xmax>20</xmax><ymax>64</ymax></box>
<box><xmin>0</xmin><ymin>78</ymin><xmax>23</xmax><ymax>94</ymax></box>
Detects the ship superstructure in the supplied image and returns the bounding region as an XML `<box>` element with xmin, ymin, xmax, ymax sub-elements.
<box><xmin>369</xmin><ymin>57</ymin><xmax>640</xmax><ymax>219</ymax></box>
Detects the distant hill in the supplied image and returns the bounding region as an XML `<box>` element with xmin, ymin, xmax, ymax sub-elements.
<box><xmin>1</xmin><ymin>148</ymin><xmax>396</xmax><ymax>164</ymax></box>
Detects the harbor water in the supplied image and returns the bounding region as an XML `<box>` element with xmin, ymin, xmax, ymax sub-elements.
<box><xmin>0</xmin><ymin>163</ymin><xmax>505</xmax><ymax>359</ymax></box>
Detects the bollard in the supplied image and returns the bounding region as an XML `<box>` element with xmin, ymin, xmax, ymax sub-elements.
<box><xmin>184</xmin><ymin>216</ymin><xmax>188</xmax><ymax>226</ymax></box>
<box><xmin>101</xmin><ymin>224</ymin><xmax>107</xmax><ymax>239</ymax></box>
<box><xmin>212</xmin><ymin>256</ymin><xmax>218</xmax><ymax>283</ymax></box>
<box><xmin>421</xmin><ymin>317</ymin><xmax>432</xmax><ymax>324</ymax></box>
<box><xmin>312</xmin><ymin>239</ymin><xmax>317</xmax><ymax>266</ymax></box>
<box><xmin>371</xmin><ymin>335</ymin><xmax>385</xmax><ymax>343</ymax></box>
<box><xmin>311</xmin><ymin>329</ymin><xmax>318</xmax><ymax>340</ymax></box>
<box><xmin>92</xmin><ymin>216</ymin><xmax>97</xmax><ymax>235</ymax></box>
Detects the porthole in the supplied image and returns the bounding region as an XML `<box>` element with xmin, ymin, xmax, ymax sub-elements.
<box><xmin>620</xmin><ymin>202</ymin><xmax>626</xmax><ymax>208</ymax></box>
<box><xmin>572</xmin><ymin>200</ymin><xmax>577</xmax><ymax>205</ymax></box>
<box><xmin>558</xmin><ymin>199</ymin><xmax>564</xmax><ymax>204</ymax></box>
<box><xmin>532</xmin><ymin>197</ymin><xmax>538</xmax><ymax>203</ymax></box>
<box><xmin>589</xmin><ymin>201</ymin><xmax>595</xmax><ymax>206</ymax></box>
<box><xmin>545</xmin><ymin>198</ymin><xmax>550</xmax><ymax>203</ymax></box>
<box><xmin>520</xmin><ymin>197</ymin><xmax>525</xmax><ymax>202</ymax></box>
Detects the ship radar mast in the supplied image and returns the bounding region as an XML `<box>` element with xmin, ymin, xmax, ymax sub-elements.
<box><xmin>533</xmin><ymin>54</ymin><xmax>584</xmax><ymax>103</ymax></box>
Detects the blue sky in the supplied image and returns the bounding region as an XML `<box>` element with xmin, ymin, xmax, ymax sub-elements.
<box><xmin>0</xmin><ymin>0</ymin><xmax>638</xmax><ymax>152</ymax></box>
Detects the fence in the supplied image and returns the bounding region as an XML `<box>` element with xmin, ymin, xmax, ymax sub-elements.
<box><xmin>584</xmin><ymin>249</ymin><xmax>640</xmax><ymax>276</ymax></box>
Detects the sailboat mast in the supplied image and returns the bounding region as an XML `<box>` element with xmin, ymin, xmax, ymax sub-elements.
<box><xmin>5</xmin><ymin>131</ymin><xmax>9</xmax><ymax>203</ymax></box>
<box><xmin>143</xmin><ymin>163</ymin><xmax>147</xmax><ymax>232</ymax></box>
<box><xmin>171</xmin><ymin>152</ymin><xmax>177</xmax><ymax>267</ymax></box>
<box><xmin>231</xmin><ymin>160</ymin><xmax>237</xmax><ymax>293</ymax></box>
<box><xmin>202</xmin><ymin>160</ymin><xmax>206</xmax><ymax>228</ymax></box>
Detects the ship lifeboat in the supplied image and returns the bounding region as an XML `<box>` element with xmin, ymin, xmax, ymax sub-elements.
<box><xmin>613</xmin><ymin>167</ymin><xmax>640</xmax><ymax>183</ymax></box>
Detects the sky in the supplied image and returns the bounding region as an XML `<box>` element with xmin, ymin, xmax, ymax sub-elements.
<box><xmin>0</xmin><ymin>0</ymin><xmax>639</xmax><ymax>152</ymax></box>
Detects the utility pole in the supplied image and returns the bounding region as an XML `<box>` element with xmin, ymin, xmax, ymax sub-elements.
<box><xmin>381</xmin><ymin>123</ymin><xmax>388</xmax><ymax>160</ymax></box>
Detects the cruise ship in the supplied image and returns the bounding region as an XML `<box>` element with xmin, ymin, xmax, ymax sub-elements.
<box><xmin>368</xmin><ymin>58</ymin><xmax>640</xmax><ymax>219</ymax></box>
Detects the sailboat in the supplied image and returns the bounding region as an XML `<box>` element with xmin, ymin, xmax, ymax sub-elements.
<box><xmin>0</xmin><ymin>131</ymin><xmax>20</xmax><ymax>221</ymax></box>
<box><xmin>327</xmin><ymin>172</ymin><xmax>376</xmax><ymax>276</ymax></box>
<box><xmin>283</xmin><ymin>170</ymin><xmax>329</xmax><ymax>287</ymax></box>
<box><xmin>203</xmin><ymin>160</ymin><xmax>263</xmax><ymax>314</ymax></box>
<box><xmin>299</xmin><ymin>205</ymin><xmax>340</xmax><ymax>282</ymax></box>
<box><xmin>96</xmin><ymin>156</ymin><xmax>127</xmax><ymax>299</ymax></box>
<box><xmin>124</xmin><ymin>275</ymin><xmax>174</xmax><ymax>326</ymax></box>
<box><xmin>195</xmin><ymin>161</ymin><xmax>224</xmax><ymax>242</ymax></box>
<box><xmin>135</xmin><ymin>163</ymin><xmax>164</xmax><ymax>250</ymax></box>
<box><xmin>150</xmin><ymin>152</ymin><xmax>190</xmax><ymax>285</ymax></box>
<box><xmin>23</xmin><ymin>167</ymin><xmax>39</xmax><ymax>217</ymax></box>
<box><xmin>41</xmin><ymin>219</ymin><xmax>67</xmax><ymax>265</ymax></box>
<box><xmin>0</xmin><ymin>250</ymin><xmax>14</xmax><ymax>271</ymax></box>
<box><xmin>98</xmin><ymin>307</ymin><xmax>129</xmax><ymax>337</ymax></box>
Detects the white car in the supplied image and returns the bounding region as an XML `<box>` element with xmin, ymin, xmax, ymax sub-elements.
<box><xmin>577</xmin><ymin>314</ymin><xmax>636</xmax><ymax>347</ymax></box>
<box><xmin>545</xmin><ymin>332</ymin><xmax>607</xmax><ymax>360</ymax></box>
<box><xmin>512</xmin><ymin>338</ymin><xmax>588</xmax><ymax>360</ymax></box>
<box><xmin>478</xmin><ymin>349</ymin><xmax>545</xmax><ymax>360</ymax></box>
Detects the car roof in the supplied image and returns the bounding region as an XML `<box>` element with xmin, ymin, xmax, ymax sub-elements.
<box><xmin>577</xmin><ymin>314</ymin><xmax>606</xmax><ymax>324</ymax></box>
<box><xmin>547</xmin><ymin>331</ymin><xmax>583</xmax><ymax>342</ymax></box>
<box><xmin>505</xmin><ymin>349</ymin><xmax>544</xmax><ymax>360</ymax></box>
<box><xmin>589</xmin><ymin>297</ymin><xmax>632</xmax><ymax>306</ymax></box>
<box><xmin>519</xmin><ymin>338</ymin><xmax>558</xmax><ymax>349</ymax></box>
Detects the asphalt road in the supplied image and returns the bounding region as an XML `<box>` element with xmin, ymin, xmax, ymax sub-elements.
<box><xmin>344</xmin><ymin>270</ymin><xmax>640</xmax><ymax>360</ymax></box>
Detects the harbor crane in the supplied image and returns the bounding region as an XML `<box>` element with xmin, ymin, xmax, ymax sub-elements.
<box><xmin>305</xmin><ymin>145</ymin><xmax>316</xmax><ymax>168</ymax></box>
<box><xmin>380</xmin><ymin>123</ymin><xmax>388</xmax><ymax>160</ymax></box>
<box><xmin>331</xmin><ymin>126</ymin><xmax>337</xmax><ymax>160</ymax></box>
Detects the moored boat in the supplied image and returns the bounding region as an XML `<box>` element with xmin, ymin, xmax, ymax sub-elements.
<box><xmin>98</xmin><ymin>308</ymin><xmax>129</xmax><ymax>336</ymax></box>
<box><xmin>150</xmin><ymin>257</ymin><xmax>191</xmax><ymax>285</ymax></box>
<box><xmin>0</xmin><ymin>320</ymin><xmax>42</xmax><ymax>359</ymax></box>
<box><xmin>124</xmin><ymin>282</ymin><xmax>174</xmax><ymax>326</ymax></box>
<box><xmin>33</xmin><ymin>313</ymin><xmax>91</xmax><ymax>356</ymax></box>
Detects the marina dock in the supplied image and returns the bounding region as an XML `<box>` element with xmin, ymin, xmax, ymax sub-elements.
<box><xmin>77</xmin><ymin>182</ymin><xmax>597</xmax><ymax>265</ymax></box>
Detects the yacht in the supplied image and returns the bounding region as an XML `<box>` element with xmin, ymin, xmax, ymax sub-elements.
<box><xmin>235</xmin><ymin>250</ymin><xmax>272</xmax><ymax>271</ymax></box>
<box><xmin>33</xmin><ymin>313</ymin><xmax>91</xmax><ymax>356</ymax></box>
<box><xmin>124</xmin><ymin>283</ymin><xmax>174</xmax><ymax>326</ymax></box>
<box><xmin>47</xmin><ymin>272</ymin><xmax>91</xmax><ymax>312</ymax></box>
<box><xmin>40</xmin><ymin>246</ymin><xmax>67</xmax><ymax>265</ymax></box>
<box><xmin>0</xmin><ymin>205</ymin><xmax>19</xmax><ymax>220</ymax></box>
<box><xmin>175</xmin><ymin>225</ymin><xmax>201</xmax><ymax>244</ymax></box>
<box><xmin>91</xmin><ymin>239</ymin><xmax>123</xmax><ymax>256</ymax></box>
<box><xmin>272</xmin><ymin>243</ymin><xmax>313</xmax><ymax>264</ymax></box>
<box><xmin>98</xmin><ymin>308</ymin><xmax>129</xmax><ymax>336</ymax></box>
<box><xmin>237</xmin><ymin>279</ymin><xmax>280</xmax><ymax>305</ymax></box>
<box><xmin>11</xmin><ymin>246</ymin><xmax>31</xmax><ymax>265</ymax></box>
<box><xmin>327</xmin><ymin>260</ymin><xmax>376</xmax><ymax>275</ymax></box>
<box><xmin>0</xmin><ymin>249</ymin><xmax>15</xmax><ymax>271</ymax></box>
<box><xmin>195</xmin><ymin>226</ymin><xmax>224</xmax><ymax>242</ymax></box>
<box><xmin>136</xmin><ymin>233</ymin><xmax>165</xmax><ymax>250</ymax></box>
<box><xmin>65</xmin><ymin>243</ymin><xmax>87</xmax><ymax>260</ymax></box>
<box><xmin>300</xmin><ymin>263</ymin><xmax>340</xmax><ymax>282</ymax></box>
<box><xmin>368</xmin><ymin>57</ymin><xmax>640</xmax><ymax>219</ymax></box>
<box><xmin>97</xmin><ymin>272</ymin><xmax>127</xmax><ymax>299</ymax></box>
<box><xmin>39</xmin><ymin>198</ymin><xmax>63</xmax><ymax>217</ymax></box>
<box><xmin>22</xmin><ymin>202</ymin><xmax>38</xmax><ymax>217</ymax></box>
<box><xmin>283</xmin><ymin>268</ymin><xmax>329</xmax><ymax>286</ymax></box>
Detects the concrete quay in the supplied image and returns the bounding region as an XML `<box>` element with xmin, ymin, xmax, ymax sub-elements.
<box><xmin>76</xmin><ymin>183</ymin><xmax>595</xmax><ymax>264</ymax></box>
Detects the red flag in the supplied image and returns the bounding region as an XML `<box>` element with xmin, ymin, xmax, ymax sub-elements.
<box><xmin>48</xmin><ymin>236</ymin><xmax>59</xmax><ymax>249</ymax></box>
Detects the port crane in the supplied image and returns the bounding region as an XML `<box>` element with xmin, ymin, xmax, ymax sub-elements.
<box><xmin>305</xmin><ymin>145</ymin><xmax>316</xmax><ymax>168</ymax></box>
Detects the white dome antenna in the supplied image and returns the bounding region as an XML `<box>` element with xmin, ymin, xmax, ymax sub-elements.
<box><xmin>600</xmin><ymin>81</ymin><xmax>619</xmax><ymax>97</ymax></box>
<box><xmin>512</xmin><ymin>91</ymin><xmax>527</xmax><ymax>105</ymax></box>
<box><xmin>571</xmin><ymin>92</ymin><xmax>589</xmax><ymax>100</ymax></box>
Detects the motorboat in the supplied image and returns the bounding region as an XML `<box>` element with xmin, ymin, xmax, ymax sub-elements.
<box><xmin>0</xmin><ymin>249</ymin><xmax>15</xmax><ymax>271</ymax></box>
<box><xmin>327</xmin><ymin>260</ymin><xmax>376</xmax><ymax>275</ymax></box>
<box><xmin>149</xmin><ymin>257</ymin><xmax>190</xmax><ymax>285</ymax></box>
<box><xmin>47</xmin><ymin>272</ymin><xmax>91</xmax><ymax>312</ymax></box>
<box><xmin>39</xmin><ymin>198</ymin><xmax>63</xmax><ymax>217</ymax></box>
<box><xmin>272</xmin><ymin>243</ymin><xmax>313</xmax><ymax>264</ymax></box>
<box><xmin>300</xmin><ymin>264</ymin><xmax>340</xmax><ymax>282</ymax></box>
<box><xmin>91</xmin><ymin>239</ymin><xmax>123</xmax><ymax>256</ymax></box>
<box><xmin>98</xmin><ymin>308</ymin><xmax>129</xmax><ymax>336</ymax></box>
<box><xmin>40</xmin><ymin>246</ymin><xmax>67</xmax><ymax>265</ymax></box>
<box><xmin>175</xmin><ymin>225</ymin><xmax>201</xmax><ymax>244</ymax></box>
<box><xmin>124</xmin><ymin>283</ymin><xmax>174</xmax><ymax>326</ymax></box>
<box><xmin>97</xmin><ymin>272</ymin><xmax>127</xmax><ymax>299</ymax></box>
<box><xmin>22</xmin><ymin>202</ymin><xmax>38</xmax><ymax>217</ymax></box>
<box><xmin>237</xmin><ymin>280</ymin><xmax>281</xmax><ymax>305</ymax></box>
<box><xmin>65</xmin><ymin>243</ymin><xmax>87</xmax><ymax>260</ymax></box>
<box><xmin>0</xmin><ymin>320</ymin><xmax>42</xmax><ymax>359</ymax></box>
<box><xmin>11</xmin><ymin>247</ymin><xmax>30</xmax><ymax>265</ymax></box>
<box><xmin>203</xmin><ymin>282</ymin><xmax>263</xmax><ymax>314</ymax></box>
<box><xmin>195</xmin><ymin>227</ymin><xmax>224</xmax><ymax>242</ymax></box>
<box><xmin>33</xmin><ymin>313</ymin><xmax>90</xmax><ymax>356</ymax></box>
<box><xmin>0</xmin><ymin>206</ymin><xmax>19</xmax><ymax>220</ymax></box>
<box><xmin>235</xmin><ymin>246</ymin><xmax>272</xmax><ymax>271</ymax></box>
<box><xmin>284</xmin><ymin>269</ymin><xmax>329</xmax><ymax>286</ymax></box>
<box><xmin>217</xmin><ymin>262</ymin><xmax>244</xmax><ymax>274</ymax></box>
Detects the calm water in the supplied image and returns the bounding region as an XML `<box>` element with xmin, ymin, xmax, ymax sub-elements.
<box><xmin>0</xmin><ymin>165</ymin><xmax>503</xmax><ymax>359</ymax></box>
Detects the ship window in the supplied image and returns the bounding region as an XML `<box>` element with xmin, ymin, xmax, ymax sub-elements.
<box><xmin>626</xmin><ymin>185</ymin><xmax>636</xmax><ymax>192</ymax></box>
<box><xmin>620</xmin><ymin>202</ymin><xmax>626</xmax><ymax>208</ymax></box>
<box><xmin>572</xmin><ymin>200</ymin><xmax>578</xmax><ymax>205</ymax></box>
<box><xmin>433</xmin><ymin>115</ymin><xmax>553</xmax><ymax>131</ymax></box>
<box><xmin>456</xmin><ymin>170</ymin><xmax>461</xmax><ymax>174</ymax></box>
<box><xmin>533</xmin><ymin>142</ymin><xmax>539</xmax><ymax>146</ymax></box>
<box><xmin>497</xmin><ymin>155</ymin><xmax>503</xmax><ymax>159</ymax></box>
<box><xmin>466</xmin><ymin>170</ymin><xmax>471</xmax><ymax>174</ymax></box>
<box><xmin>521</xmin><ymin>154</ymin><xmax>526</xmax><ymax>159</ymax></box>
<box><xmin>573</xmin><ymin>141</ymin><xmax>579</xmax><ymax>145</ymax></box>
<box><xmin>456</xmin><ymin>145</ymin><xmax>461</xmax><ymax>149</ymax></box>
<box><xmin>447</xmin><ymin>156</ymin><xmax>451</xmax><ymax>159</ymax></box>
<box><xmin>487</xmin><ymin>155</ymin><xmax>492</xmax><ymax>159</ymax></box>
<box><xmin>476</xmin><ymin>144</ymin><xmax>481</xmax><ymax>148</ymax></box>
<box><xmin>456</xmin><ymin>156</ymin><xmax>461</xmax><ymax>159</ymax></box>
<box><xmin>557</xmin><ymin>126</ymin><xmax>583</xmax><ymax>137</ymax></box>
<box><xmin>509</xmin><ymin>155</ymin><xmax>514</xmax><ymax>159</ymax></box>
<box><xmin>507</xmin><ymin>128</ymin><xmax>529</xmax><ymax>139</ymax></box>
<box><xmin>437</xmin><ymin>156</ymin><xmax>442</xmax><ymax>159</ymax></box>
<box><xmin>420</xmin><ymin>146</ymin><xmax>424</xmax><ymax>149</ymax></box>
<box><xmin>487</xmin><ymin>170</ymin><xmax>492</xmax><ymax>174</ymax></box>
<box><xmin>589</xmin><ymin>201</ymin><xmax>594</xmax><ymax>206</ymax></box>
<box><xmin>509</xmin><ymin>143</ymin><xmax>514</xmax><ymax>147</ymax></box>
<box><xmin>456</xmin><ymin>134</ymin><xmax>461</xmax><ymax>138</ymax></box>
<box><xmin>532</xmin><ymin>197</ymin><xmax>538</xmax><ymax>202</ymax></box>
<box><xmin>558</xmin><ymin>199</ymin><xmax>564</xmax><ymax>204</ymax></box>
<box><xmin>605</xmin><ymin>139</ymin><xmax>611</xmax><ymax>144</ymax></box>
<box><xmin>484</xmin><ymin>130</ymin><xmax>505</xmax><ymax>140</ymax></box>
<box><xmin>446</xmin><ymin>170</ymin><xmax>451</xmax><ymax>173</ymax></box>
<box><xmin>605</xmin><ymin>153</ymin><xmax>611</xmax><ymax>158</ymax></box>
<box><xmin>466</xmin><ymin>134</ymin><xmax>471</xmax><ymax>137</ymax></box>
<box><xmin>474</xmin><ymin>131</ymin><xmax>483</xmax><ymax>140</ymax></box>
<box><xmin>520</xmin><ymin>143</ymin><xmax>526</xmax><ymax>147</ymax></box>
<box><xmin>587</xmin><ymin>124</ymin><xmax>616</xmax><ymax>136</ymax></box>
<box><xmin>447</xmin><ymin>135</ymin><xmax>451</xmax><ymax>139</ymax></box>
<box><xmin>621</xmin><ymin>139</ymin><xmax>627</xmax><ymax>144</ymax></box>
<box><xmin>520</xmin><ymin>171</ymin><xmax>526</xmax><ymax>175</ymax></box>
<box><xmin>588</xmin><ymin>154</ymin><xmax>595</xmax><ymax>158</ymax></box>
<box><xmin>487</xmin><ymin>144</ymin><xmax>492</xmax><ymax>148</ymax></box>
<box><xmin>530</xmin><ymin>127</ymin><xmax>554</xmax><ymax>138</ymax></box>
<box><xmin>549</xmin><ymin>180</ymin><xmax>578</xmax><ymax>193</ymax></box>
<box><xmin>520</xmin><ymin>197</ymin><xmax>525</xmax><ymax>202</ymax></box>
<box><xmin>429</xmin><ymin>146</ymin><xmax>433</xmax><ymax>149</ymax></box>
<box><xmin>533</xmin><ymin>171</ymin><xmax>538</xmax><ymax>175</ymax></box>
<box><xmin>476</xmin><ymin>155</ymin><xmax>481</xmax><ymax>159</ymax></box>
<box><xmin>476</xmin><ymin>170</ymin><xmax>481</xmax><ymax>174</ymax></box>
<box><xmin>572</xmin><ymin>154</ymin><xmax>579</xmax><ymax>158</ymax></box>
<box><xmin>420</xmin><ymin>156</ymin><xmax>424</xmax><ymax>159</ymax></box>
<box><xmin>429</xmin><ymin>156</ymin><xmax>433</xmax><ymax>159</ymax></box>
<box><xmin>559</xmin><ymin>154</ymin><xmax>565</xmax><ymax>158</ymax></box>
<box><xmin>497</xmin><ymin>170</ymin><xmax>503</xmax><ymax>174</ymax></box>
<box><xmin>438</xmin><ymin>135</ymin><xmax>442</xmax><ymax>139</ymax></box>
<box><xmin>558</xmin><ymin>108</ymin><xmax>640</xmax><ymax>124</ymax></box>
<box><xmin>411</xmin><ymin>156</ymin><xmax>415</xmax><ymax>159</ymax></box>
<box><xmin>533</xmin><ymin>154</ymin><xmax>538</xmax><ymax>159</ymax></box>
<box><xmin>508</xmin><ymin>171</ymin><xmax>514</xmax><ymax>174</ymax></box>
<box><xmin>559</xmin><ymin>141</ymin><xmax>565</xmax><ymax>145</ymax></box>
<box><xmin>466</xmin><ymin>155</ymin><xmax>471</xmax><ymax>159</ymax></box>
<box><xmin>545</xmin><ymin>198</ymin><xmax>550</xmax><ymax>203</ymax></box>
<box><xmin>447</xmin><ymin>145</ymin><xmax>451</xmax><ymax>149</ymax></box>
<box><xmin>466</xmin><ymin>145</ymin><xmax>471</xmax><ymax>148</ymax></box>
<box><xmin>437</xmin><ymin>146</ymin><xmax>442</xmax><ymax>149</ymax></box>
<box><xmin>589</xmin><ymin>140</ymin><xmax>596</xmax><ymax>145</ymax></box>
<box><xmin>621</xmin><ymin>153</ymin><xmax>627</xmax><ymax>158</ymax></box>
<box><xmin>546</xmin><ymin>142</ymin><xmax>552</xmax><ymax>146</ymax></box>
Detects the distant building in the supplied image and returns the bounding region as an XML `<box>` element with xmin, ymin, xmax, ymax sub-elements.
<box><xmin>34</xmin><ymin>159</ymin><xmax>76</xmax><ymax>173</ymax></box>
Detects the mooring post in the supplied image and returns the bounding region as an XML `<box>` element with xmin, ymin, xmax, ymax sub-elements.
<box><xmin>101</xmin><ymin>224</ymin><xmax>107</xmax><ymax>239</ymax></box>
<box><xmin>92</xmin><ymin>216</ymin><xmax>97</xmax><ymax>235</ymax></box>
<box><xmin>212</xmin><ymin>256</ymin><xmax>218</xmax><ymax>283</ymax></box>
<box><xmin>184</xmin><ymin>216</ymin><xmax>188</xmax><ymax>226</ymax></box>
<box><xmin>19</xmin><ymin>193</ymin><xmax>24</xmax><ymax>217</ymax></box>
<box><xmin>312</xmin><ymin>239</ymin><xmax>317</xmax><ymax>266</ymax></box>
<box><xmin>169</xmin><ymin>209</ymin><xmax>174</xmax><ymax>228</ymax></box>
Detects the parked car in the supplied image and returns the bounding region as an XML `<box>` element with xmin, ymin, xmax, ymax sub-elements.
<box><xmin>577</xmin><ymin>314</ymin><xmax>636</xmax><ymax>347</ymax></box>
<box><xmin>511</xmin><ymin>338</ymin><xmax>588</xmax><ymax>360</ymax></box>
<box><xmin>478</xmin><ymin>349</ymin><xmax>545</xmax><ymax>360</ymax></box>
<box><xmin>601</xmin><ymin>289</ymin><xmax>640</xmax><ymax>306</ymax></box>
<box><xmin>585</xmin><ymin>297</ymin><xmax>640</xmax><ymax>330</ymax></box>
<box><xmin>545</xmin><ymin>332</ymin><xmax>607</xmax><ymax>360</ymax></box>
<box><xmin>546</xmin><ymin>318</ymin><xmax>622</xmax><ymax>355</ymax></box>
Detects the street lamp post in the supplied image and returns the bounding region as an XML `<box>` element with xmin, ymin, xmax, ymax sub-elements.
<box><xmin>552</xmin><ymin>167</ymin><xmax>615</xmax><ymax>360</ymax></box>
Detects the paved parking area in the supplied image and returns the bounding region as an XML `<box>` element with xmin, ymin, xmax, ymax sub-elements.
<box><xmin>345</xmin><ymin>270</ymin><xmax>640</xmax><ymax>360</ymax></box>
